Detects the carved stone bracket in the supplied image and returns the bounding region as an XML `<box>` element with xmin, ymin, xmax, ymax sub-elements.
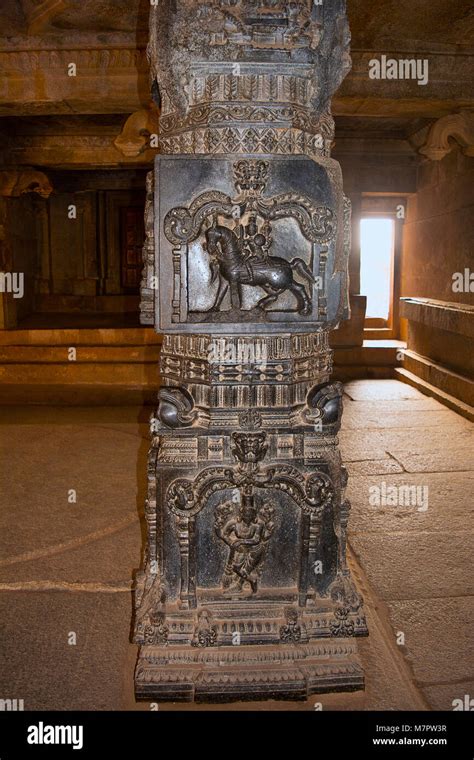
<box><xmin>114</xmin><ymin>107</ymin><xmax>160</xmax><ymax>158</ymax></box>
<box><xmin>0</xmin><ymin>169</ymin><xmax>53</xmax><ymax>198</ymax></box>
<box><xmin>419</xmin><ymin>112</ymin><xmax>474</xmax><ymax>161</ymax></box>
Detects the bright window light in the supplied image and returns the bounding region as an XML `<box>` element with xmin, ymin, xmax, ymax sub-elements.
<box><xmin>360</xmin><ymin>218</ymin><xmax>394</xmax><ymax>320</ymax></box>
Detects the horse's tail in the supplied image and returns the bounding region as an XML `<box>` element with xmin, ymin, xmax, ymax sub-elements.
<box><xmin>290</xmin><ymin>258</ymin><xmax>315</xmax><ymax>284</ymax></box>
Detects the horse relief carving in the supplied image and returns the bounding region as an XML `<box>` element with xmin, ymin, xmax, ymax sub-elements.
<box><xmin>163</xmin><ymin>159</ymin><xmax>336</xmax><ymax>323</ymax></box>
<box><xmin>204</xmin><ymin>220</ymin><xmax>314</xmax><ymax>315</ymax></box>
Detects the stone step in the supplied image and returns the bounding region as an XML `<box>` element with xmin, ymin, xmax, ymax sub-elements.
<box><xmin>0</xmin><ymin>335</ymin><xmax>402</xmax><ymax>404</ymax></box>
<box><xmin>0</xmin><ymin>383</ymin><xmax>157</xmax><ymax>406</ymax></box>
<box><xmin>332</xmin><ymin>341</ymin><xmax>402</xmax><ymax>381</ymax></box>
<box><xmin>0</xmin><ymin>362</ymin><xmax>159</xmax><ymax>385</ymax></box>
<box><xmin>395</xmin><ymin>367</ymin><xmax>474</xmax><ymax>422</ymax></box>
<box><xmin>0</xmin><ymin>327</ymin><xmax>161</xmax><ymax>347</ymax></box>
<box><xmin>0</xmin><ymin>345</ymin><xmax>161</xmax><ymax>363</ymax></box>
<box><xmin>402</xmin><ymin>348</ymin><xmax>474</xmax><ymax>407</ymax></box>
<box><xmin>334</xmin><ymin>343</ymin><xmax>400</xmax><ymax>366</ymax></box>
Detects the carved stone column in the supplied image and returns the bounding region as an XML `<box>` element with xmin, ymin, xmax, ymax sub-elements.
<box><xmin>134</xmin><ymin>0</ymin><xmax>367</xmax><ymax>702</ymax></box>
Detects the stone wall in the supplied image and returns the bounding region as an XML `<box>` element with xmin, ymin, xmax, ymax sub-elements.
<box><xmin>399</xmin><ymin>146</ymin><xmax>474</xmax><ymax>411</ymax></box>
<box><xmin>402</xmin><ymin>146</ymin><xmax>474</xmax><ymax>308</ymax></box>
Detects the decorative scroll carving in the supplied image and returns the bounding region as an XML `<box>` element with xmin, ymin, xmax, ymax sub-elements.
<box><xmin>164</xmin><ymin>159</ymin><xmax>336</xmax><ymax>247</ymax></box>
<box><xmin>157</xmin><ymin>387</ymin><xmax>198</xmax><ymax>429</ymax></box>
<box><xmin>303</xmin><ymin>381</ymin><xmax>344</xmax><ymax>433</ymax></box>
<box><xmin>165</xmin><ymin>458</ymin><xmax>334</xmax><ymax>520</ymax></box>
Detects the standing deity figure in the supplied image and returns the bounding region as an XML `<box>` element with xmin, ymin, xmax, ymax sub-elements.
<box><xmin>215</xmin><ymin>493</ymin><xmax>275</xmax><ymax>595</ymax></box>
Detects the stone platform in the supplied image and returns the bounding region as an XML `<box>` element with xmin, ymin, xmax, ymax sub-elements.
<box><xmin>135</xmin><ymin>641</ymin><xmax>364</xmax><ymax>702</ymax></box>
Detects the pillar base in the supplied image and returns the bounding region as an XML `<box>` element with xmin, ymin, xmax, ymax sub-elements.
<box><xmin>135</xmin><ymin>640</ymin><xmax>365</xmax><ymax>703</ymax></box>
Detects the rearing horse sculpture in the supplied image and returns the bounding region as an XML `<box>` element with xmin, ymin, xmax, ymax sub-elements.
<box><xmin>205</xmin><ymin>224</ymin><xmax>314</xmax><ymax>315</ymax></box>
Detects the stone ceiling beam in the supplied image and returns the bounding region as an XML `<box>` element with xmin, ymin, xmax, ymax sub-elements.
<box><xmin>4</xmin><ymin>133</ymin><xmax>157</xmax><ymax>169</ymax></box>
<box><xmin>0</xmin><ymin>44</ymin><xmax>473</xmax><ymax>118</ymax></box>
<box><xmin>0</xmin><ymin>45</ymin><xmax>150</xmax><ymax>116</ymax></box>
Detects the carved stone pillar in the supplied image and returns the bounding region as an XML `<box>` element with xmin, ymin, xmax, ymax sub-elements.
<box><xmin>134</xmin><ymin>0</ymin><xmax>367</xmax><ymax>702</ymax></box>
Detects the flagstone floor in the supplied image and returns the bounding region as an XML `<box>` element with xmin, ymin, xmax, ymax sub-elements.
<box><xmin>0</xmin><ymin>380</ymin><xmax>472</xmax><ymax>711</ymax></box>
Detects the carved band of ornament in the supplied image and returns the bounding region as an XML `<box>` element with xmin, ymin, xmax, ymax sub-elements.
<box><xmin>166</xmin><ymin>467</ymin><xmax>334</xmax><ymax>518</ymax></box>
<box><xmin>160</xmin><ymin>104</ymin><xmax>335</xmax><ymax>138</ymax></box>
<box><xmin>0</xmin><ymin>48</ymin><xmax>148</xmax><ymax>71</ymax></box>
<box><xmin>159</xmin><ymin>127</ymin><xmax>329</xmax><ymax>159</ymax></box>
<box><xmin>159</xmin><ymin>331</ymin><xmax>330</xmax><ymax>360</ymax></box>
<box><xmin>164</xmin><ymin>192</ymin><xmax>336</xmax><ymax>247</ymax></box>
<box><xmin>160</xmin><ymin>73</ymin><xmax>314</xmax><ymax>115</ymax></box>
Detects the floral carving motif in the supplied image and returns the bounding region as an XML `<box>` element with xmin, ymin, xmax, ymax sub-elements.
<box><xmin>280</xmin><ymin>608</ymin><xmax>306</xmax><ymax>644</ymax></box>
<box><xmin>330</xmin><ymin>606</ymin><xmax>355</xmax><ymax>638</ymax></box>
<box><xmin>192</xmin><ymin>610</ymin><xmax>218</xmax><ymax>648</ymax></box>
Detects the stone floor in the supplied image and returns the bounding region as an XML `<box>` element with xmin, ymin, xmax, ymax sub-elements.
<box><xmin>0</xmin><ymin>379</ymin><xmax>472</xmax><ymax>711</ymax></box>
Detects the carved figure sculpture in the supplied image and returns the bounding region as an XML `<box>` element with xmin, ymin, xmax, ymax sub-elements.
<box><xmin>215</xmin><ymin>492</ymin><xmax>275</xmax><ymax>595</ymax></box>
<box><xmin>205</xmin><ymin>223</ymin><xmax>314</xmax><ymax>314</ymax></box>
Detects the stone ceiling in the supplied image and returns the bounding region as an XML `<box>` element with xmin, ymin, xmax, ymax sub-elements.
<box><xmin>0</xmin><ymin>0</ymin><xmax>473</xmax><ymax>173</ymax></box>
<box><xmin>2</xmin><ymin>0</ymin><xmax>474</xmax><ymax>49</ymax></box>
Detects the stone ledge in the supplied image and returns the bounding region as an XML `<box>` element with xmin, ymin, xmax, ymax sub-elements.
<box><xmin>395</xmin><ymin>367</ymin><xmax>474</xmax><ymax>422</ymax></box>
<box><xmin>0</xmin><ymin>327</ymin><xmax>161</xmax><ymax>346</ymax></box>
<box><xmin>402</xmin><ymin>349</ymin><xmax>474</xmax><ymax>408</ymax></box>
<box><xmin>135</xmin><ymin>642</ymin><xmax>365</xmax><ymax>702</ymax></box>
<box><xmin>400</xmin><ymin>297</ymin><xmax>474</xmax><ymax>338</ymax></box>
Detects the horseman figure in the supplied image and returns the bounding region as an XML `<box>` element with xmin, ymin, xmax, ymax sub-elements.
<box><xmin>204</xmin><ymin>217</ymin><xmax>314</xmax><ymax>316</ymax></box>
